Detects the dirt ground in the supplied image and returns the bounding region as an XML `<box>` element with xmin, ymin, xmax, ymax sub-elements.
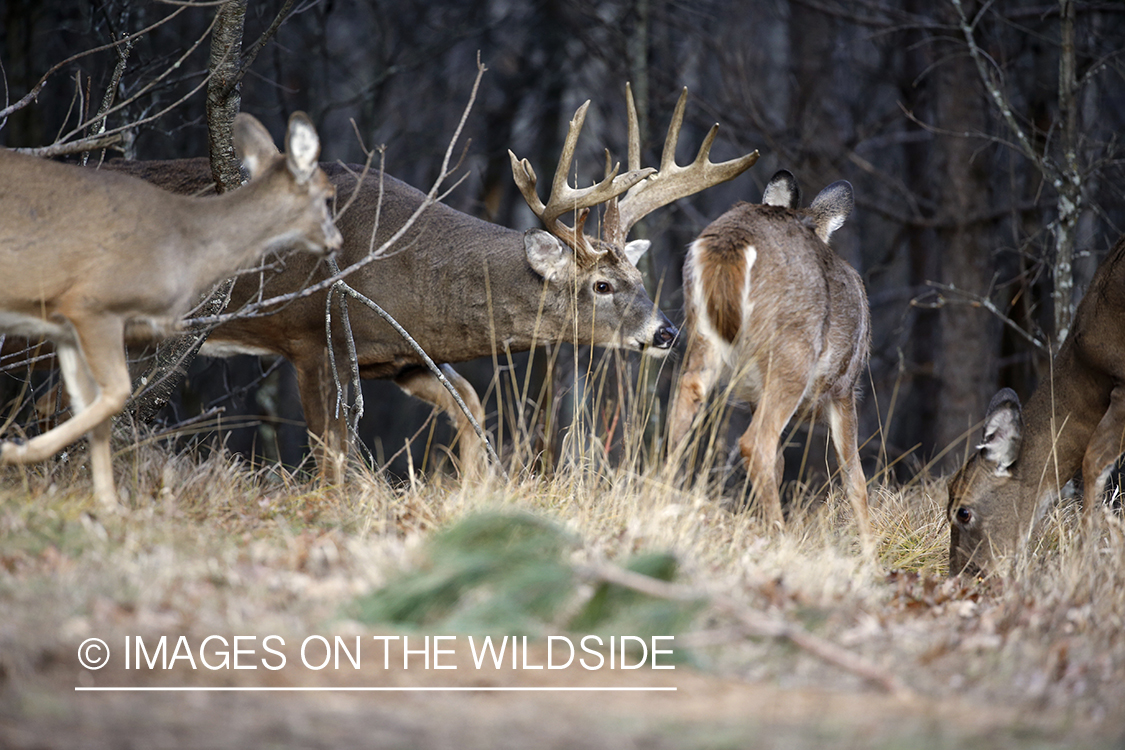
<box><xmin>4</xmin><ymin>632</ymin><xmax>1107</xmax><ymax>750</ymax></box>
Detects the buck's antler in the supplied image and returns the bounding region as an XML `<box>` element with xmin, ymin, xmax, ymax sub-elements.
<box><xmin>509</xmin><ymin>100</ymin><xmax>654</xmax><ymax>256</ymax></box>
<box><xmin>603</xmin><ymin>84</ymin><xmax>760</xmax><ymax>248</ymax></box>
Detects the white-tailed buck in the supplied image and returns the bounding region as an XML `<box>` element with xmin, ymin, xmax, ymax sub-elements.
<box><xmin>105</xmin><ymin>86</ymin><xmax>758</xmax><ymax>482</ymax></box>
<box><xmin>0</xmin><ymin>112</ymin><xmax>342</xmax><ymax>506</ymax></box>
<box><xmin>948</xmin><ymin>234</ymin><xmax>1125</xmax><ymax>576</ymax></box>
<box><xmin>668</xmin><ymin>170</ymin><xmax>871</xmax><ymax>537</ymax></box>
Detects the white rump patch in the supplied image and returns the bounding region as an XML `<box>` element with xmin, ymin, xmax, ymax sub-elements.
<box><xmin>687</xmin><ymin>240</ymin><xmax>757</xmax><ymax>367</ymax></box>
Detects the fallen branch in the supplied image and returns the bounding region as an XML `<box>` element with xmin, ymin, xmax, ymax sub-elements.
<box><xmin>576</xmin><ymin>562</ymin><xmax>914</xmax><ymax>699</ymax></box>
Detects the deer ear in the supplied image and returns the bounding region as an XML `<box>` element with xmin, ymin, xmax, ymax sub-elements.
<box><xmin>624</xmin><ymin>239</ymin><xmax>650</xmax><ymax>267</ymax></box>
<box><xmin>762</xmin><ymin>170</ymin><xmax>800</xmax><ymax>208</ymax></box>
<box><xmin>808</xmin><ymin>180</ymin><xmax>853</xmax><ymax>243</ymax></box>
<box><xmin>525</xmin><ymin>229</ymin><xmax>573</xmax><ymax>282</ymax></box>
<box><xmin>233</xmin><ymin>113</ymin><xmax>280</xmax><ymax>180</ymax></box>
<box><xmin>284</xmin><ymin>111</ymin><xmax>321</xmax><ymax>185</ymax></box>
<box><xmin>978</xmin><ymin>388</ymin><xmax>1023</xmax><ymax>476</ymax></box>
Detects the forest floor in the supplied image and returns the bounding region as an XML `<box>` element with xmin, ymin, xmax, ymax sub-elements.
<box><xmin>1</xmin><ymin>442</ymin><xmax>1124</xmax><ymax>749</ymax></box>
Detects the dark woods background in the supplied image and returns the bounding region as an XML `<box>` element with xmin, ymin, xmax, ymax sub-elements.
<box><xmin>2</xmin><ymin>0</ymin><xmax>1124</xmax><ymax>481</ymax></box>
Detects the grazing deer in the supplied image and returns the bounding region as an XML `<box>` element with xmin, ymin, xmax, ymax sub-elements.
<box><xmin>0</xmin><ymin>112</ymin><xmax>342</xmax><ymax>507</ymax></box>
<box><xmin>105</xmin><ymin>86</ymin><xmax>758</xmax><ymax>482</ymax></box>
<box><xmin>948</xmin><ymin>234</ymin><xmax>1125</xmax><ymax>576</ymax></box>
<box><xmin>668</xmin><ymin>170</ymin><xmax>871</xmax><ymax>538</ymax></box>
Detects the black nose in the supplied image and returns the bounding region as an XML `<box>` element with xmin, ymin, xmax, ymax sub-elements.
<box><xmin>653</xmin><ymin>323</ymin><xmax>678</xmax><ymax>349</ymax></box>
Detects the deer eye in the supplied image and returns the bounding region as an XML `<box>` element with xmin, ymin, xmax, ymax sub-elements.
<box><xmin>593</xmin><ymin>281</ymin><xmax>614</xmax><ymax>295</ymax></box>
<box><xmin>955</xmin><ymin>507</ymin><xmax>972</xmax><ymax>525</ymax></box>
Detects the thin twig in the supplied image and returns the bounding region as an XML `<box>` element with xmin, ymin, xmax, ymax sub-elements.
<box><xmin>0</xmin><ymin>4</ymin><xmax>190</xmax><ymax>121</ymax></box>
<box><xmin>83</xmin><ymin>28</ymin><xmax>133</xmax><ymax>166</ymax></box>
<box><xmin>914</xmin><ymin>281</ymin><xmax>1048</xmax><ymax>351</ymax></box>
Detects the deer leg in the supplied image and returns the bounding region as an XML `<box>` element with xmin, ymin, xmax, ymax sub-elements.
<box><xmin>737</xmin><ymin>387</ymin><xmax>802</xmax><ymax>528</ymax></box>
<box><xmin>1081</xmin><ymin>385</ymin><xmax>1125</xmax><ymax>518</ymax></box>
<box><xmin>669</xmin><ymin>334</ymin><xmax>722</xmax><ymax>452</ymax></box>
<box><xmin>56</xmin><ymin>344</ymin><xmax>116</xmax><ymax>507</ymax></box>
<box><xmin>1</xmin><ymin>316</ymin><xmax>130</xmax><ymax>507</ymax></box>
<box><xmin>395</xmin><ymin>365</ymin><xmax>486</xmax><ymax>479</ymax></box>
<box><xmin>294</xmin><ymin>355</ymin><xmax>350</xmax><ymax>485</ymax></box>
<box><xmin>826</xmin><ymin>395</ymin><xmax>872</xmax><ymax>544</ymax></box>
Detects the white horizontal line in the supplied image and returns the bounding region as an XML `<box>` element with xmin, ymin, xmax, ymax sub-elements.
<box><xmin>75</xmin><ymin>686</ymin><xmax>677</xmax><ymax>692</ymax></box>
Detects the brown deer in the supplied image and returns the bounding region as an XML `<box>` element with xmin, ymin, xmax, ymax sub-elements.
<box><xmin>104</xmin><ymin>86</ymin><xmax>758</xmax><ymax>482</ymax></box>
<box><xmin>668</xmin><ymin>170</ymin><xmax>871</xmax><ymax>538</ymax></box>
<box><xmin>0</xmin><ymin>112</ymin><xmax>342</xmax><ymax>507</ymax></box>
<box><xmin>947</xmin><ymin>234</ymin><xmax>1125</xmax><ymax>576</ymax></box>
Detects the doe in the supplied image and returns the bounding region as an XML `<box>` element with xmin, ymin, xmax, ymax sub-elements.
<box><xmin>668</xmin><ymin>170</ymin><xmax>871</xmax><ymax>539</ymax></box>
<box><xmin>0</xmin><ymin>112</ymin><xmax>342</xmax><ymax>506</ymax></box>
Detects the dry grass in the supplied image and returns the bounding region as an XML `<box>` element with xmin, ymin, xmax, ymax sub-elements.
<box><xmin>1</xmin><ymin>418</ymin><xmax>1124</xmax><ymax>748</ymax></box>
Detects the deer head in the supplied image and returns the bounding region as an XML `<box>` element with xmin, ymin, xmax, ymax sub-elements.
<box><xmin>509</xmin><ymin>85</ymin><xmax>759</xmax><ymax>355</ymax></box>
<box><xmin>946</xmin><ymin>388</ymin><xmax>1031</xmax><ymax>576</ymax></box>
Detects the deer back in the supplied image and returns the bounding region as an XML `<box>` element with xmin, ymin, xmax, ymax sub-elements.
<box><xmin>104</xmin><ymin>158</ymin><xmax>673</xmax><ymax>372</ymax></box>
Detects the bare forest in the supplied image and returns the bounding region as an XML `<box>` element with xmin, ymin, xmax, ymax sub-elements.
<box><xmin>3</xmin><ymin>1</ymin><xmax>1125</xmax><ymax>747</ymax></box>
<box><xmin>4</xmin><ymin>0</ymin><xmax>1124</xmax><ymax>475</ymax></box>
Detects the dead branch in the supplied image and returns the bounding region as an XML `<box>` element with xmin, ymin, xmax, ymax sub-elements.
<box><xmin>576</xmin><ymin>562</ymin><xmax>914</xmax><ymax>699</ymax></box>
<box><xmin>18</xmin><ymin>133</ymin><xmax>124</xmax><ymax>159</ymax></box>
<box><xmin>334</xmin><ymin>280</ymin><xmax>508</xmax><ymax>481</ymax></box>
<box><xmin>11</xmin><ymin>13</ymin><xmax>223</xmax><ymax>158</ymax></box>
<box><xmin>0</xmin><ymin>4</ymin><xmax>190</xmax><ymax>123</ymax></box>
<box><xmin>83</xmin><ymin>23</ymin><xmax>134</xmax><ymax>166</ymax></box>
<box><xmin>218</xmin><ymin>0</ymin><xmax>297</xmax><ymax>100</ymax></box>
<box><xmin>915</xmin><ymin>281</ymin><xmax>1049</xmax><ymax>352</ymax></box>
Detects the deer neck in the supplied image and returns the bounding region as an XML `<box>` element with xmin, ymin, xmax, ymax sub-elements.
<box><xmin>1011</xmin><ymin>344</ymin><xmax>1109</xmax><ymax>520</ymax></box>
<box><xmin>430</xmin><ymin>234</ymin><xmax>576</xmax><ymax>358</ymax></box>
<box><xmin>181</xmin><ymin>170</ymin><xmax>298</xmax><ymax>290</ymax></box>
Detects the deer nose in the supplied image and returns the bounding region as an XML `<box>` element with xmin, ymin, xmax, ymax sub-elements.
<box><xmin>653</xmin><ymin>322</ymin><xmax>678</xmax><ymax>349</ymax></box>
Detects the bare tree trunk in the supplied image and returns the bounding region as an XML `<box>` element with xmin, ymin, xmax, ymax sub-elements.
<box><xmin>787</xmin><ymin>5</ymin><xmax>844</xmax><ymax>185</ymax></box>
<box><xmin>934</xmin><ymin>0</ymin><xmax>998</xmax><ymax>458</ymax></box>
<box><xmin>900</xmin><ymin>0</ymin><xmax>942</xmax><ymax>460</ymax></box>
<box><xmin>206</xmin><ymin>0</ymin><xmax>248</xmax><ymax>192</ymax></box>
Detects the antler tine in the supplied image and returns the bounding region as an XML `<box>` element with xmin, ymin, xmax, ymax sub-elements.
<box><xmin>615</xmin><ymin>86</ymin><xmax>760</xmax><ymax>242</ymax></box>
<box><xmin>508</xmin><ymin>153</ymin><xmax>546</xmax><ymax>217</ymax></box>
<box><xmin>542</xmin><ymin>99</ymin><xmax>591</xmax><ymax>230</ymax></box>
<box><xmin>510</xmin><ymin>98</ymin><xmax>655</xmax><ymax>253</ymax></box>
<box><xmin>626</xmin><ymin>82</ymin><xmax>642</xmax><ymax>173</ymax></box>
<box><xmin>660</xmin><ymin>87</ymin><xmax>690</xmax><ymax>172</ymax></box>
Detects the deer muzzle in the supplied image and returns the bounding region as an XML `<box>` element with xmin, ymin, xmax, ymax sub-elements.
<box><xmin>653</xmin><ymin>321</ymin><xmax>678</xmax><ymax>350</ymax></box>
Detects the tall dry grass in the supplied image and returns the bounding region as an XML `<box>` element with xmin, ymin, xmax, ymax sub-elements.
<box><xmin>1</xmin><ymin>349</ymin><xmax>1124</xmax><ymax>746</ymax></box>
